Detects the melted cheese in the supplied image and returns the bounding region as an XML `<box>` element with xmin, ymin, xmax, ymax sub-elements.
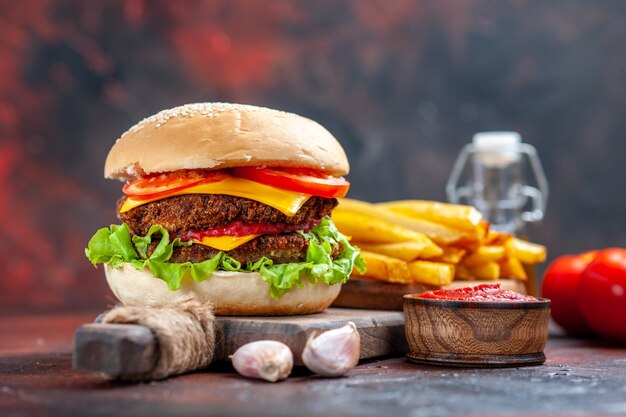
<box><xmin>193</xmin><ymin>234</ymin><xmax>259</xmax><ymax>251</ymax></box>
<box><xmin>120</xmin><ymin>177</ymin><xmax>310</xmax><ymax>216</ymax></box>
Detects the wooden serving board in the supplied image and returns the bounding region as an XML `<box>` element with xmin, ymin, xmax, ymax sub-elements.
<box><xmin>333</xmin><ymin>279</ymin><xmax>527</xmax><ymax>311</ymax></box>
<box><xmin>213</xmin><ymin>308</ymin><xmax>406</xmax><ymax>363</ymax></box>
<box><xmin>73</xmin><ymin>308</ymin><xmax>406</xmax><ymax>378</ymax></box>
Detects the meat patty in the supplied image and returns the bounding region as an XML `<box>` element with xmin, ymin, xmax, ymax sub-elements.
<box><xmin>119</xmin><ymin>194</ymin><xmax>337</xmax><ymax>236</ymax></box>
<box><xmin>146</xmin><ymin>232</ymin><xmax>340</xmax><ymax>265</ymax></box>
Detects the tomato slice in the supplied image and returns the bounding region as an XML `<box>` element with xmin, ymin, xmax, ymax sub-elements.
<box><xmin>232</xmin><ymin>167</ymin><xmax>350</xmax><ymax>198</ymax></box>
<box><xmin>123</xmin><ymin>170</ymin><xmax>228</xmax><ymax>200</ymax></box>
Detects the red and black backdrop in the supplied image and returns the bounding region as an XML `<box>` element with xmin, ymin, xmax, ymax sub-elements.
<box><xmin>1</xmin><ymin>0</ymin><xmax>625</xmax><ymax>313</ymax></box>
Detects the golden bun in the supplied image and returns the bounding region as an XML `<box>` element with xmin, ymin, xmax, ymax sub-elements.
<box><xmin>105</xmin><ymin>264</ymin><xmax>341</xmax><ymax>316</ymax></box>
<box><xmin>105</xmin><ymin>102</ymin><xmax>349</xmax><ymax>181</ymax></box>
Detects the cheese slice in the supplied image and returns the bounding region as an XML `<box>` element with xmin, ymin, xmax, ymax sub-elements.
<box><xmin>193</xmin><ymin>234</ymin><xmax>259</xmax><ymax>251</ymax></box>
<box><xmin>120</xmin><ymin>176</ymin><xmax>310</xmax><ymax>216</ymax></box>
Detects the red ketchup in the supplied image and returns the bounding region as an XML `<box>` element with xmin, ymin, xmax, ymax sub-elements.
<box><xmin>179</xmin><ymin>219</ymin><xmax>321</xmax><ymax>241</ymax></box>
<box><xmin>418</xmin><ymin>284</ymin><xmax>539</xmax><ymax>302</ymax></box>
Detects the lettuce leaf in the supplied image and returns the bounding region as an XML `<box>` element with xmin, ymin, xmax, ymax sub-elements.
<box><xmin>85</xmin><ymin>217</ymin><xmax>366</xmax><ymax>299</ymax></box>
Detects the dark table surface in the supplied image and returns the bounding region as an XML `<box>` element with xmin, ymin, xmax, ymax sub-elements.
<box><xmin>1</xmin><ymin>313</ymin><xmax>626</xmax><ymax>417</ymax></box>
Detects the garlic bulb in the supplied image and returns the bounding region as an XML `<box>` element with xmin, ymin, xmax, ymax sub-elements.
<box><xmin>230</xmin><ymin>340</ymin><xmax>293</xmax><ymax>382</ymax></box>
<box><xmin>302</xmin><ymin>322</ymin><xmax>360</xmax><ymax>377</ymax></box>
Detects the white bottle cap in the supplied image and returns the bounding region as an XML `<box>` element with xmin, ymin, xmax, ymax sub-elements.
<box><xmin>472</xmin><ymin>131</ymin><xmax>521</xmax><ymax>151</ymax></box>
<box><xmin>472</xmin><ymin>131</ymin><xmax>521</xmax><ymax>166</ymax></box>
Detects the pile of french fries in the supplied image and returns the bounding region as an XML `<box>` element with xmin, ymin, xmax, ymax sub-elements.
<box><xmin>333</xmin><ymin>198</ymin><xmax>547</xmax><ymax>287</ymax></box>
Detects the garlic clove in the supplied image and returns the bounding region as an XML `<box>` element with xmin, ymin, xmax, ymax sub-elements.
<box><xmin>302</xmin><ymin>321</ymin><xmax>361</xmax><ymax>377</ymax></box>
<box><xmin>230</xmin><ymin>340</ymin><xmax>293</xmax><ymax>382</ymax></box>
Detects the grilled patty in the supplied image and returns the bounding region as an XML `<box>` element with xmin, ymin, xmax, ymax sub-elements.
<box><xmin>118</xmin><ymin>194</ymin><xmax>337</xmax><ymax>236</ymax></box>
<box><xmin>147</xmin><ymin>232</ymin><xmax>339</xmax><ymax>265</ymax></box>
<box><xmin>120</xmin><ymin>194</ymin><xmax>339</xmax><ymax>264</ymax></box>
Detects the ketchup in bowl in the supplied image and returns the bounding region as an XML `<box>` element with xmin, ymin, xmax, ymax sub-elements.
<box><xmin>417</xmin><ymin>284</ymin><xmax>539</xmax><ymax>302</ymax></box>
<box><xmin>404</xmin><ymin>284</ymin><xmax>550</xmax><ymax>367</ymax></box>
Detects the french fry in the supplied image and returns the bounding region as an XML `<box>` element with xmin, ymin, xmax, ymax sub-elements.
<box><xmin>339</xmin><ymin>198</ymin><xmax>547</xmax><ymax>289</ymax></box>
<box><xmin>468</xmin><ymin>262</ymin><xmax>501</xmax><ymax>280</ymax></box>
<box><xmin>378</xmin><ymin>200</ymin><xmax>482</xmax><ymax>232</ymax></box>
<box><xmin>462</xmin><ymin>245</ymin><xmax>506</xmax><ymax>267</ymax></box>
<box><xmin>454</xmin><ymin>264</ymin><xmax>474</xmax><ymax>280</ymax></box>
<box><xmin>358</xmin><ymin>241</ymin><xmax>443</xmax><ymax>262</ymax></box>
<box><xmin>337</xmin><ymin>198</ymin><xmax>475</xmax><ymax>246</ymax></box>
<box><xmin>484</xmin><ymin>230</ymin><xmax>513</xmax><ymax>246</ymax></box>
<box><xmin>354</xmin><ymin>250</ymin><xmax>412</xmax><ymax>284</ymax></box>
<box><xmin>506</xmin><ymin>238</ymin><xmax>547</xmax><ymax>264</ymax></box>
<box><xmin>429</xmin><ymin>246</ymin><xmax>467</xmax><ymax>264</ymax></box>
<box><xmin>332</xmin><ymin>211</ymin><xmax>426</xmax><ymax>244</ymax></box>
<box><xmin>408</xmin><ymin>260</ymin><xmax>454</xmax><ymax>286</ymax></box>
<box><xmin>499</xmin><ymin>256</ymin><xmax>528</xmax><ymax>281</ymax></box>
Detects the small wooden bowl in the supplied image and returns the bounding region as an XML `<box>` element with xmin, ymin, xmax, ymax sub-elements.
<box><xmin>403</xmin><ymin>295</ymin><xmax>550</xmax><ymax>367</ymax></box>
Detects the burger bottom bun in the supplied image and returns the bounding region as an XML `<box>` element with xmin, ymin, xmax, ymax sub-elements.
<box><xmin>105</xmin><ymin>264</ymin><xmax>341</xmax><ymax>316</ymax></box>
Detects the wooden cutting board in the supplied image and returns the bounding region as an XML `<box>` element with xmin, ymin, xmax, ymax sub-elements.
<box><xmin>73</xmin><ymin>308</ymin><xmax>406</xmax><ymax>378</ymax></box>
<box><xmin>213</xmin><ymin>308</ymin><xmax>406</xmax><ymax>363</ymax></box>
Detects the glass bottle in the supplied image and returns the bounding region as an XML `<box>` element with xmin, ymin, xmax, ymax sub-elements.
<box><xmin>446</xmin><ymin>132</ymin><xmax>548</xmax><ymax>236</ymax></box>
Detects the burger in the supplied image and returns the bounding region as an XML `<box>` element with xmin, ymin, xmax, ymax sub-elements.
<box><xmin>85</xmin><ymin>103</ymin><xmax>365</xmax><ymax>315</ymax></box>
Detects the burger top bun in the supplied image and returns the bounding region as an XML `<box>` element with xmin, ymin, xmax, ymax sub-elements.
<box><xmin>105</xmin><ymin>264</ymin><xmax>341</xmax><ymax>316</ymax></box>
<box><xmin>104</xmin><ymin>102</ymin><xmax>350</xmax><ymax>181</ymax></box>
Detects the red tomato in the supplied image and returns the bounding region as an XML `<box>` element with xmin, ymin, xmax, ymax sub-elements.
<box><xmin>232</xmin><ymin>167</ymin><xmax>350</xmax><ymax>198</ymax></box>
<box><xmin>541</xmin><ymin>252</ymin><xmax>596</xmax><ymax>336</ymax></box>
<box><xmin>123</xmin><ymin>170</ymin><xmax>227</xmax><ymax>200</ymax></box>
<box><xmin>578</xmin><ymin>248</ymin><xmax>626</xmax><ymax>343</ymax></box>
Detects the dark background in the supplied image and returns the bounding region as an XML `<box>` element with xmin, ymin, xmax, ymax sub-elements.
<box><xmin>1</xmin><ymin>0</ymin><xmax>625</xmax><ymax>314</ymax></box>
